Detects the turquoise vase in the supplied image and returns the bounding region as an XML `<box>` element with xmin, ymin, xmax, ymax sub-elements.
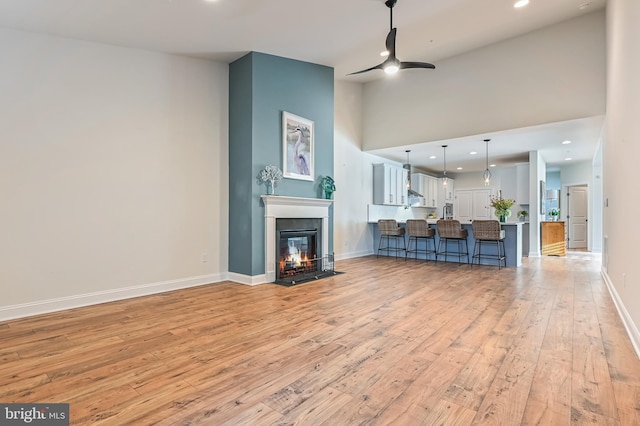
<box><xmin>499</xmin><ymin>215</ymin><xmax>506</xmax><ymax>223</ymax></box>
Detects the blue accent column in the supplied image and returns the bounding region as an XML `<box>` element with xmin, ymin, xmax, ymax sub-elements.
<box><xmin>229</xmin><ymin>52</ymin><xmax>334</xmax><ymax>278</ymax></box>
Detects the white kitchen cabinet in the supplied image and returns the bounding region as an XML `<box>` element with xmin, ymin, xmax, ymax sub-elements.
<box><xmin>410</xmin><ymin>173</ymin><xmax>438</xmax><ymax>207</ymax></box>
<box><xmin>444</xmin><ymin>179</ymin><xmax>455</xmax><ymax>202</ymax></box>
<box><xmin>437</xmin><ymin>178</ymin><xmax>455</xmax><ymax>214</ymax></box>
<box><xmin>426</xmin><ymin>176</ymin><xmax>438</xmax><ymax>208</ymax></box>
<box><xmin>373</xmin><ymin>163</ymin><xmax>408</xmax><ymax>206</ymax></box>
<box><xmin>410</xmin><ymin>173</ymin><xmax>426</xmax><ymax>206</ymax></box>
<box><xmin>455</xmin><ymin>188</ymin><xmax>492</xmax><ymax>223</ymax></box>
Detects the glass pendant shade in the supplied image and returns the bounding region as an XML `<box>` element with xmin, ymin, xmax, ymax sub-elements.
<box><xmin>483</xmin><ymin>139</ymin><xmax>492</xmax><ymax>186</ymax></box>
<box><xmin>442</xmin><ymin>145</ymin><xmax>448</xmax><ymax>186</ymax></box>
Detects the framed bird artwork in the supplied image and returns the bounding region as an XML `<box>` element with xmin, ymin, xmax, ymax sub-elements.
<box><xmin>282</xmin><ymin>111</ymin><xmax>314</xmax><ymax>181</ymax></box>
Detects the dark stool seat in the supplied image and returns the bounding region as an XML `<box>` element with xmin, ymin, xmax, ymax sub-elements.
<box><xmin>436</xmin><ymin>220</ymin><xmax>469</xmax><ymax>264</ymax></box>
<box><xmin>472</xmin><ymin>220</ymin><xmax>507</xmax><ymax>269</ymax></box>
<box><xmin>377</xmin><ymin>219</ymin><xmax>406</xmax><ymax>259</ymax></box>
<box><xmin>406</xmin><ymin>219</ymin><xmax>437</xmax><ymax>262</ymax></box>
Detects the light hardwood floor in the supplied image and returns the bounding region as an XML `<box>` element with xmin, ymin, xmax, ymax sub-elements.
<box><xmin>2</xmin><ymin>255</ymin><xmax>639</xmax><ymax>425</ymax></box>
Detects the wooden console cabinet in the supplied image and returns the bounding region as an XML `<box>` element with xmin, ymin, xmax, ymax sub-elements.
<box><xmin>541</xmin><ymin>221</ymin><xmax>566</xmax><ymax>256</ymax></box>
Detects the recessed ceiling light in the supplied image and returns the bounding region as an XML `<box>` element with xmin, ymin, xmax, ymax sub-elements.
<box><xmin>457</xmin><ymin>167</ymin><xmax>463</xmax><ymax>170</ymax></box>
<box><xmin>469</xmin><ymin>151</ymin><xmax>477</xmax><ymax>155</ymax></box>
<box><xmin>565</xmin><ymin>157</ymin><xmax>573</xmax><ymax>161</ymax></box>
<box><xmin>562</xmin><ymin>140</ymin><xmax>572</xmax><ymax>145</ymax></box>
<box><xmin>578</xmin><ymin>2</ymin><xmax>591</xmax><ymax>10</ymax></box>
<box><xmin>429</xmin><ymin>155</ymin><xmax>436</xmax><ymax>159</ymax></box>
<box><xmin>514</xmin><ymin>0</ymin><xmax>529</xmax><ymax>8</ymax></box>
<box><xmin>490</xmin><ymin>164</ymin><xmax>496</xmax><ymax>167</ymax></box>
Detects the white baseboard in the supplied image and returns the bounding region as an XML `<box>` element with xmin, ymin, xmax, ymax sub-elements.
<box><xmin>335</xmin><ymin>250</ymin><xmax>374</xmax><ymax>261</ymax></box>
<box><xmin>0</xmin><ymin>273</ymin><xmax>225</xmax><ymax>322</ymax></box>
<box><xmin>226</xmin><ymin>272</ymin><xmax>267</xmax><ymax>286</ymax></box>
<box><xmin>601</xmin><ymin>269</ymin><xmax>640</xmax><ymax>360</ymax></box>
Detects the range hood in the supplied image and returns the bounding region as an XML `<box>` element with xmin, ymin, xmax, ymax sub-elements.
<box><xmin>403</xmin><ymin>150</ymin><xmax>424</xmax><ymax>198</ymax></box>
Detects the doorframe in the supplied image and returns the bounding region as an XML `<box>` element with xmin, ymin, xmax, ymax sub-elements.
<box><xmin>561</xmin><ymin>182</ymin><xmax>591</xmax><ymax>251</ymax></box>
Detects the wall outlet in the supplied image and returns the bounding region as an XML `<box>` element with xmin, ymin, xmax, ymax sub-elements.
<box><xmin>202</xmin><ymin>252</ymin><xmax>209</xmax><ymax>263</ymax></box>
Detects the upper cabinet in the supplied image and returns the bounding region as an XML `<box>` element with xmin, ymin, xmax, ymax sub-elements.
<box><xmin>437</xmin><ymin>178</ymin><xmax>455</xmax><ymax>205</ymax></box>
<box><xmin>373</xmin><ymin>163</ymin><xmax>408</xmax><ymax>206</ymax></box>
<box><xmin>411</xmin><ymin>173</ymin><xmax>438</xmax><ymax>207</ymax></box>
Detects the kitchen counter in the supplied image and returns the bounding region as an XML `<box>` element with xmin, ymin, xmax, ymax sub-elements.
<box><xmin>371</xmin><ymin>221</ymin><xmax>523</xmax><ymax>267</ymax></box>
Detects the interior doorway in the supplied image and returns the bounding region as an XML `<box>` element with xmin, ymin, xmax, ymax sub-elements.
<box><xmin>567</xmin><ymin>185</ymin><xmax>588</xmax><ymax>249</ymax></box>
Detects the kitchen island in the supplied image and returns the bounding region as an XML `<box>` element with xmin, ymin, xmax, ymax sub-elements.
<box><xmin>370</xmin><ymin>220</ymin><xmax>523</xmax><ymax>267</ymax></box>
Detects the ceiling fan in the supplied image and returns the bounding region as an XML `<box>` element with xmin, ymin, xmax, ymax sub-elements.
<box><xmin>349</xmin><ymin>0</ymin><xmax>435</xmax><ymax>76</ymax></box>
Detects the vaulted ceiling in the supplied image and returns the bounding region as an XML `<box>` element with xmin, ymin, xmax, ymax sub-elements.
<box><xmin>0</xmin><ymin>0</ymin><xmax>607</xmax><ymax>171</ymax></box>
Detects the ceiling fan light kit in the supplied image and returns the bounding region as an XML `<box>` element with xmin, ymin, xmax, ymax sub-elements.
<box><xmin>349</xmin><ymin>0</ymin><xmax>435</xmax><ymax>76</ymax></box>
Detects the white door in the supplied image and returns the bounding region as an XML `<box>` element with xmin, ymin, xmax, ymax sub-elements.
<box><xmin>568</xmin><ymin>185</ymin><xmax>588</xmax><ymax>249</ymax></box>
<box><xmin>473</xmin><ymin>189</ymin><xmax>492</xmax><ymax>220</ymax></box>
<box><xmin>456</xmin><ymin>190</ymin><xmax>473</xmax><ymax>223</ymax></box>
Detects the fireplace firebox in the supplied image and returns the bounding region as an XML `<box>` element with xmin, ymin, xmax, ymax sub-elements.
<box><xmin>275</xmin><ymin>218</ymin><xmax>335</xmax><ymax>285</ymax></box>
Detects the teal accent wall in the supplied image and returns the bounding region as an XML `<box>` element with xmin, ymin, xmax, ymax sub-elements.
<box><xmin>229</xmin><ymin>52</ymin><xmax>334</xmax><ymax>277</ymax></box>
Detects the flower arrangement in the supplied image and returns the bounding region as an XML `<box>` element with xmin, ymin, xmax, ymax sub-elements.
<box><xmin>549</xmin><ymin>208</ymin><xmax>560</xmax><ymax>217</ymax></box>
<box><xmin>320</xmin><ymin>176</ymin><xmax>336</xmax><ymax>199</ymax></box>
<box><xmin>490</xmin><ymin>195</ymin><xmax>516</xmax><ymax>221</ymax></box>
<box><xmin>259</xmin><ymin>165</ymin><xmax>283</xmax><ymax>195</ymax></box>
<box><xmin>517</xmin><ymin>210</ymin><xmax>529</xmax><ymax>220</ymax></box>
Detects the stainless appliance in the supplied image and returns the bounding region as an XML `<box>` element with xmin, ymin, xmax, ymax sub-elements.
<box><xmin>443</xmin><ymin>203</ymin><xmax>453</xmax><ymax>219</ymax></box>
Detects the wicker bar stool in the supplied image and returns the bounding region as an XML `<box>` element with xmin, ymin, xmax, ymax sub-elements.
<box><xmin>405</xmin><ymin>219</ymin><xmax>437</xmax><ymax>262</ymax></box>
<box><xmin>471</xmin><ymin>220</ymin><xmax>506</xmax><ymax>269</ymax></box>
<box><xmin>377</xmin><ymin>219</ymin><xmax>406</xmax><ymax>259</ymax></box>
<box><xmin>436</xmin><ymin>220</ymin><xmax>469</xmax><ymax>264</ymax></box>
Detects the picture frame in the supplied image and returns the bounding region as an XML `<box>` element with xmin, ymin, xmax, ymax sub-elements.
<box><xmin>282</xmin><ymin>111</ymin><xmax>314</xmax><ymax>181</ymax></box>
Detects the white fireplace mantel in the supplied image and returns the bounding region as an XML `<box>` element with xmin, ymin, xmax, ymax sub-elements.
<box><xmin>261</xmin><ymin>195</ymin><xmax>333</xmax><ymax>283</ymax></box>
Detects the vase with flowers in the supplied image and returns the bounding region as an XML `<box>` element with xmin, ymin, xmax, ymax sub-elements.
<box><xmin>549</xmin><ymin>208</ymin><xmax>560</xmax><ymax>221</ymax></box>
<box><xmin>490</xmin><ymin>195</ymin><xmax>516</xmax><ymax>223</ymax></box>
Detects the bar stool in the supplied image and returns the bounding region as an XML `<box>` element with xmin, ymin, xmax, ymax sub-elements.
<box><xmin>377</xmin><ymin>219</ymin><xmax>406</xmax><ymax>259</ymax></box>
<box><xmin>436</xmin><ymin>220</ymin><xmax>469</xmax><ymax>264</ymax></box>
<box><xmin>405</xmin><ymin>219</ymin><xmax>437</xmax><ymax>262</ymax></box>
<box><xmin>471</xmin><ymin>220</ymin><xmax>506</xmax><ymax>269</ymax></box>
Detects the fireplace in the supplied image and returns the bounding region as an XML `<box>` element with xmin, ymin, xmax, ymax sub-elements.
<box><xmin>276</xmin><ymin>218</ymin><xmax>321</xmax><ymax>283</ymax></box>
<box><xmin>261</xmin><ymin>196</ymin><xmax>334</xmax><ymax>285</ymax></box>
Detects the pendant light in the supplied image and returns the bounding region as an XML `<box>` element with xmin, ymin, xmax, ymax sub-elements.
<box><xmin>442</xmin><ymin>145</ymin><xmax>448</xmax><ymax>187</ymax></box>
<box><xmin>404</xmin><ymin>150</ymin><xmax>412</xmax><ymax>191</ymax></box>
<box><xmin>482</xmin><ymin>139</ymin><xmax>492</xmax><ymax>186</ymax></box>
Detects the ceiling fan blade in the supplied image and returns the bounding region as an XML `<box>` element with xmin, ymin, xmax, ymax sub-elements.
<box><xmin>347</xmin><ymin>63</ymin><xmax>384</xmax><ymax>75</ymax></box>
<box><xmin>400</xmin><ymin>61</ymin><xmax>436</xmax><ymax>70</ymax></box>
<box><xmin>385</xmin><ymin>28</ymin><xmax>397</xmax><ymax>58</ymax></box>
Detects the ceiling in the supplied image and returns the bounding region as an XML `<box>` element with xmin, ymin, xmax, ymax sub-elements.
<box><xmin>0</xmin><ymin>0</ymin><xmax>606</xmax><ymax>171</ymax></box>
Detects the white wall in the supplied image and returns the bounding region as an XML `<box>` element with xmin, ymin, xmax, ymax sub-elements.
<box><xmin>362</xmin><ymin>10</ymin><xmax>606</xmax><ymax>150</ymax></box>
<box><xmin>0</xmin><ymin>29</ymin><xmax>229</xmax><ymax>319</ymax></box>
<box><xmin>604</xmin><ymin>0</ymin><xmax>640</xmax><ymax>353</ymax></box>
<box><xmin>333</xmin><ymin>81</ymin><xmax>373</xmax><ymax>259</ymax></box>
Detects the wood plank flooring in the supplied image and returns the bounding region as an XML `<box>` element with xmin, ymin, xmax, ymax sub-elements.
<box><xmin>2</xmin><ymin>255</ymin><xmax>639</xmax><ymax>425</ymax></box>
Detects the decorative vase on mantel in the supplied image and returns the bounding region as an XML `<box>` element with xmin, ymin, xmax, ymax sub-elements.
<box><xmin>324</xmin><ymin>190</ymin><xmax>333</xmax><ymax>199</ymax></box>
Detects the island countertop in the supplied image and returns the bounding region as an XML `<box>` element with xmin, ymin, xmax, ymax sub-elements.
<box><xmin>370</xmin><ymin>220</ymin><xmax>523</xmax><ymax>266</ymax></box>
